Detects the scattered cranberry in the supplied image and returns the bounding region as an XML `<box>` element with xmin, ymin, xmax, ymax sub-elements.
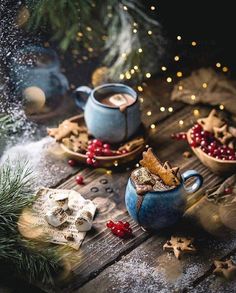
<box><xmin>106</xmin><ymin>220</ymin><xmax>133</xmax><ymax>238</ymax></box>
<box><xmin>171</xmin><ymin>132</ymin><xmax>187</xmax><ymax>140</ymax></box>
<box><xmin>224</xmin><ymin>187</ymin><xmax>233</xmax><ymax>194</ymax></box>
<box><xmin>86</xmin><ymin>157</ymin><xmax>94</xmax><ymax>165</ymax></box>
<box><xmin>103</xmin><ymin>143</ymin><xmax>110</xmax><ymax>149</ymax></box>
<box><xmin>76</xmin><ymin>175</ymin><xmax>84</xmax><ymax>185</ymax></box>
<box><xmin>68</xmin><ymin>159</ymin><xmax>77</xmax><ymax>167</ymax></box>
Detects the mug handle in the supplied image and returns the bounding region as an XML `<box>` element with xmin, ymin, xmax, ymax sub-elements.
<box><xmin>74</xmin><ymin>86</ymin><xmax>92</xmax><ymax>110</ymax></box>
<box><xmin>50</xmin><ymin>72</ymin><xmax>69</xmax><ymax>93</ymax></box>
<box><xmin>182</xmin><ymin>170</ymin><xmax>203</xmax><ymax>194</ymax></box>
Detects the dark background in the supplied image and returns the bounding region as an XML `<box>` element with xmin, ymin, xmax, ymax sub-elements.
<box><xmin>150</xmin><ymin>0</ymin><xmax>236</xmax><ymax>74</ymax></box>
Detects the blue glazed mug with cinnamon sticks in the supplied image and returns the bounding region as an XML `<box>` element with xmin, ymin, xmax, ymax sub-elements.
<box><xmin>125</xmin><ymin>169</ymin><xmax>203</xmax><ymax>231</ymax></box>
<box><xmin>74</xmin><ymin>83</ymin><xmax>141</xmax><ymax>144</ymax></box>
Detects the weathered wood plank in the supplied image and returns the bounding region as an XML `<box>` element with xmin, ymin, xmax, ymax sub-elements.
<box><xmin>51</xmin><ymin>105</ymin><xmax>228</xmax><ymax>292</ymax></box>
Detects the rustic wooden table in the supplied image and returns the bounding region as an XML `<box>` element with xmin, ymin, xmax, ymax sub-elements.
<box><xmin>2</xmin><ymin>79</ymin><xmax>236</xmax><ymax>293</ymax></box>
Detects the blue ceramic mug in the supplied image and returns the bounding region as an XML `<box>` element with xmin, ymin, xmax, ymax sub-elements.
<box><xmin>74</xmin><ymin>83</ymin><xmax>141</xmax><ymax>143</ymax></box>
<box><xmin>10</xmin><ymin>46</ymin><xmax>69</xmax><ymax>98</ymax></box>
<box><xmin>125</xmin><ymin>170</ymin><xmax>203</xmax><ymax>231</ymax></box>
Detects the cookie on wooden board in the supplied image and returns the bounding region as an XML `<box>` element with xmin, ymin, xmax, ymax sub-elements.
<box><xmin>163</xmin><ymin>236</ymin><xmax>197</xmax><ymax>259</ymax></box>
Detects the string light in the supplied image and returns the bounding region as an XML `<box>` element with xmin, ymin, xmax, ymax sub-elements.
<box><xmin>133</xmin><ymin>22</ymin><xmax>138</xmax><ymax>27</ymax></box>
<box><xmin>216</xmin><ymin>62</ymin><xmax>221</xmax><ymax>68</ymax></box>
<box><xmin>161</xmin><ymin>66</ymin><xmax>167</xmax><ymax>71</ymax></box>
<box><xmin>121</xmin><ymin>52</ymin><xmax>127</xmax><ymax>58</ymax></box>
<box><xmin>137</xmin><ymin>86</ymin><xmax>143</xmax><ymax>92</ymax></box>
<box><xmin>191</xmin><ymin>41</ymin><xmax>197</xmax><ymax>46</ymax></box>
<box><xmin>106</xmin><ymin>170</ymin><xmax>112</xmax><ymax>175</ymax></box>
<box><xmin>138</xmin><ymin>48</ymin><xmax>143</xmax><ymax>53</ymax></box>
<box><xmin>139</xmin><ymin>97</ymin><xmax>144</xmax><ymax>103</ymax></box>
<box><xmin>136</xmin><ymin>163</ymin><xmax>140</xmax><ymax>168</ymax></box>
<box><xmin>130</xmin><ymin>69</ymin><xmax>135</xmax><ymax>74</ymax></box>
<box><xmin>168</xmin><ymin>107</ymin><xmax>173</xmax><ymax>112</ymax></box>
<box><xmin>125</xmin><ymin>72</ymin><xmax>131</xmax><ymax>79</ymax></box>
<box><xmin>166</xmin><ymin>77</ymin><xmax>172</xmax><ymax>83</ymax></box>
<box><xmin>150</xmin><ymin>124</ymin><xmax>156</xmax><ymax>129</ymax></box>
<box><xmin>193</xmin><ymin>109</ymin><xmax>200</xmax><ymax>116</ymax></box>
<box><xmin>150</xmin><ymin>6</ymin><xmax>156</xmax><ymax>10</ymax></box>
<box><xmin>88</xmin><ymin>47</ymin><xmax>93</xmax><ymax>52</ymax></box>
<box><xmin>77</xmin><ymin>32</ymin><xmax>83</xmax><ymax>37</ymax></box>
<box><xmin>119</xmin><ymin>74</ymin><xmax>125</xmax><ymax>80</ymax></box>
<box><xmin>134</xmin><ymin>65</ymin><xmax>139</xmax><ymax>70</ymax></box>
<box><xmin>146</xmin><ymin>73</ymin><xmax>151</xmax><ymax>78</ymax></box>
<box><xmin>177</xmin><ymin>71</ymin><xmax>183</xmax><ymax>77</ymax></box>
<box><xmin>86</xmin><ymin>26</ymin><xmax>92</xmax><ymax>32</ymax></box>
<box><xmin>148</xmin><ymin>30</ymin><xmax>152</xmax><ymax>35</ymax></box>
<box><xmin>202</xmin><ymin>83</ymin><xmax>207</xmax><ymax>88</ymax></box>
<box><xmin>114</xmin><ymin>161</ymin><xmax>118</xmax><ymax>167</ymax></box>
<box><xmin>174</xmin><ymin>55</ymin><xmax>180</xmax><ymax>61</ymax></box>
<box><xmin>219</xmin><ymin>104</ymin><xmax>224</xmax><ymax>110</ymax></box>
<box><xmin>123</xmin><ymin>5</ymin><xmax>128</xmax><ymax>11</ymax></box>
<box><xmin>191</xmin><ymin>94</ymin><xmax>196</xmax><ymax>101</ymax></box>
<box><xmin>147</xmin><ymin>111</ymin><xmax>152</xmax><ymax>116</ymax></box>
<box><xmin>222</xmin><ymin>66</ymin><xmax>228</xmax><ymax>72</ymax></box>
<box><xmin>177</xmin><ymin>35</ymin><xmax>182</xmax><ymax>40</ymax></box>
<box><xmin>178</xmin><ymin>85</ymin><xmax>183</xmax><ymax>91</ymax></box>
<box><xmin>179</xmin><ymin>120</ymin><xmax>184</xmax><ymax>125</ymax></box>
<box><xmin>160</xmin><ymin>106</ymin><xmax>165</xmax><ymax>112</ymax></box>
<box><xmin>133</xmin><ymin>28</ymin><xmax>137</xmax><ymax>33</ymax></box>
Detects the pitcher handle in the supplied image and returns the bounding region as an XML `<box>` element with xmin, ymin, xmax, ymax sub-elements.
<box><xmin>182</xmin><ymin>170</ymin><xmax>203</xmax><ymax>194</ymax></box>
<box><xmin>74</xmin><ymin>86</ymin><xmax>92</xmax><ymax>110</ymax></box>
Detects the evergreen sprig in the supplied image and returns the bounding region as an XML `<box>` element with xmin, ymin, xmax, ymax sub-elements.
<box><xmin>0</xmin><ymin>160</ymin><xmax>62</xmax><ymax>285</ymax></box>
<box><xmin>26</xmin><ymin>0</ymin><xmax>164</xmax><ymax>81</ymax></box>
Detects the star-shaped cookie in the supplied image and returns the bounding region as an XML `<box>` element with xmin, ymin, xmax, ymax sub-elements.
<box><xmin>213</xmin><ymin>259</ymin><xmax>236</xmax><ymax>280</ymax></box>
<box><xmin>213</xmin><ymin>124</ymin><xmax>233</xmax><ymax>145</ymax></box>
<box><xmin>163</xmin><ymin>236</ymin><xmax>197</xmax><ymax>259</ymax></box>
<box><xmin>197</xmin><ymin>109</ymin><xmax>225</xmax><ymax>132</ymax></box>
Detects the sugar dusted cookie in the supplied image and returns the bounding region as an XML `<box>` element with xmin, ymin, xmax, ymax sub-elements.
<box><xmin>163</xmin><ymin>236</ymin><xmax>197</xmax><ymax>259</ymax></box>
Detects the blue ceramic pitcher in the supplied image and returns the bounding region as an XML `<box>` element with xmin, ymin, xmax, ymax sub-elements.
<box><xmin>74</xmin><ymin>83</ymin><xmax>141</xmax><ymax>143</ymax></box>
<box><xmin>10</xmin><ymin>46</ymin><xmax>68</xmax><ymax>98</ymax></box>
<box><xmin>125</xmin><ymin>170</ymin><xmax>203</xmax><ymax>231</ymax></box>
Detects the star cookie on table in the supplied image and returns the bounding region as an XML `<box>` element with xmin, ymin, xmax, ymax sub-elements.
<box><xmin>213</xmin><ymin>259</ymin><xmax>236</xmax><ymax>280</ymax></box>
<box><xmin>163</xmin><ymin>236</ymin><xmax>197</xmax><ymax>259</ymax></box>
<box><xmin>62</xmin><ymin>133</ymin><xmax>88</xmax><ymax>153</ymax></box>
<box><xmin>197</xmin><ymin>109</ymin><xmax>225</xmax><ymax>132</ymax></box>
<box><xmin>213</xmin><ymin>124</ymin><xmax>233</xmax><ymax>145</ymax></box>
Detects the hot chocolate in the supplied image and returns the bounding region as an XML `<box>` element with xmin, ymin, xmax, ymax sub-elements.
<box><xmin>99</xmin><ymin>93</ymin><xmax>135</xmax><ymax>110</ymax></box>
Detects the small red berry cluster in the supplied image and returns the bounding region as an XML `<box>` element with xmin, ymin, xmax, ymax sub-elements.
<box><xmin>86</xmin><ymin>139</ymin><xmax>128</xmax><ymax>167</ymax></box>
<box><xmin>106</xmin><ymin>220</ymin><xmax>132</xmax><ymax>238</ymax></box>
<box><xmin>171</xmin><ymin>132</ymin><xmax>187</xmax><ymax>140</ymax></box>
<box><xmin>189</xmin><ymin>124</ymin><xmax>236</xmax><ymax>161</ymax></box>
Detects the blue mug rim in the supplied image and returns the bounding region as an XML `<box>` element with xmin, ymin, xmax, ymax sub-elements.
<box><xmin>90</xmin><ymin>83</ymin><xmax>138</xmax><ymax>110</ymax></box>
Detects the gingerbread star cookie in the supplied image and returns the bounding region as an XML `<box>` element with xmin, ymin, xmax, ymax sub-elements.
<box><xmin>197</xmin><ymin>109</ymin><xmax>225</xmax><ymax>132</ymax></box>
<box><xmin>47</xmin><ymin>120</ymin><xmax>86</xmax><ymax>141</ymax></box>
<box><xmin>163</xmin><ymin>236</ymin><xmax>197</xmax><ymax>259</ymax></box>
<box><xmin>213</xmin><ymin>259</ymin><xmax>236</xmax><ymax>280</ymax></box>
<box><xmin>62</xmin><ymin>133</ymin><xmax>88</xmax><ymax>153</ymax></box>
<box><xmin>140</xmin><ymin>148</ymin><xmax>180</xmax><ymax>186</ymax></box>
<box><xmin>213</xmin><ymin>124</ymin><xmax>233</xmax><ymax>145</ymax></box>
<box><xmin>119</xmin><ymin>137</ymin><xmax>145</xmax><ymax>152</ymax></box>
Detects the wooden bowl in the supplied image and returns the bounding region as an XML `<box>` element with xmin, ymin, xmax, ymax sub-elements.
<box><xmin>187</xmin><ymin>129</ymin><xmax>236</xmax><ymax>175</ymax></box>
<box><xmin>60</xmin><ymin>115</ymin><xmax>147</xmax><ymax>168</ymax></box>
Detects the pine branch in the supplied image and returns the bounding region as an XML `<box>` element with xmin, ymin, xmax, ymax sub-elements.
<box><xmin>0</xmin><ymin>160</ymin><xmax>63</xmax><ymax>285</ymax></box>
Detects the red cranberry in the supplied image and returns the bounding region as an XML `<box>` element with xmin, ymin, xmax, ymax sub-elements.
<box><xmin>76</xmin><ymin>175</ymin><xmax>84</xmax><ymax>185</ymax></box>
<box><xmin>123</xmin><ymin>222</ymin><xmax>130</xmax><ymax>228</ymax></box>
<box><xmin>106</xmin><ymin>220</ymin><xmax>114</xmax><ymax>228</ymax></box>
<box><xmin>102</xmin><ymin>149</ymin><xmax>114</xmax><ymax>156</ymax></box>
<box><xmin>111</xmin><ymin>226</ymin><xmax>118</xmax><ymax>235</ymax></box>
<box><xmin>93</xmin><ymin>139</ymin><xmax>103</xmax><ymax>147</ymax></box>
<box><xmin>103</xmin><ymin>143</ymin><xmax>110</xmax><ymax>149</ymax></box>
<box><xmin>88</xmin><ymin>144</ymin><xmax>95</xmax><ymax>152</ymax></box>
<box><xmin>224</xmin><ymin>187</ymin><xmax>233</xmax><ymax>194</ymax></box>
<box><xmin>94</xmin><ymin>147</ymin><xmax>103</xmax><ymax>156</ymax></box>
<box><xmin>117</xmin><ymin>229</ymin><xmax>125</xmax><ymax>238</ymax></box>
<box><xmin>86</xmin><ymin>151</ymin><xmax>95</xmax><ymax>159</ymax></box>
<box><xmin>68</xmin><ymin>159</ymin><xmax>77</xmax><ymax>167</ymax></box>
<box><xmin>86</xmin><ymin>157</ymin><xmax>94</xmax><ymax>165</ymax></box>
